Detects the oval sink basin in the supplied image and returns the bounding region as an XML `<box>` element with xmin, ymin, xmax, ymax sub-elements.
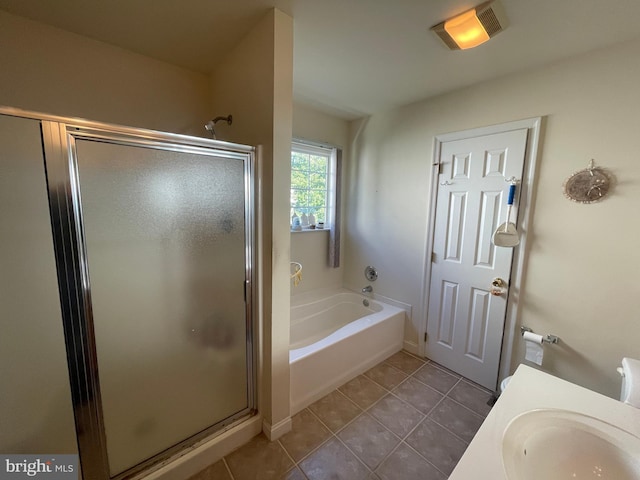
<box><xmin>502</xmin><ymin>409</ymin><xmax>640</xmax><ymax>479</ymax></box>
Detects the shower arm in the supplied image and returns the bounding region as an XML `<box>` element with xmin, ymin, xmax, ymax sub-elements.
<box><xmin>212</xmin><ymin>115</ymin><xmax>232</xmax><ymax>125</ymax></box>
<box><xmin>204</xmin><ymin>115</ymin><xmax>233</xmax><ymax>139</ymax></box>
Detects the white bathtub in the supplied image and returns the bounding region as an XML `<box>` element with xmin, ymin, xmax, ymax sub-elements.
<box><xmin>289</xmin><ymin>289</ymin><xmax>405</xmax><ymax>414</ymax></box>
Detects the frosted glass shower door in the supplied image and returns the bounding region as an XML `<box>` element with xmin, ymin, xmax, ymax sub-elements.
<box><xmin>73</xmin><ymin>139</ymin><xmax>251</xmax><ymax>476</ymax></box>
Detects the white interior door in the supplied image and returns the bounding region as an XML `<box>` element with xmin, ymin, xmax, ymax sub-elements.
<box><xmin>426</xmin><ymin>128</ymin><xmax>528</xmax><ymax>390</ymax></box>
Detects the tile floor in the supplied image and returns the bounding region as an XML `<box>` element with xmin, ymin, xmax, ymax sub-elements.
<box><xmin>189</xmin><ymin>351</ymin><xmax>494</xmax><ymax>480</ymax></box>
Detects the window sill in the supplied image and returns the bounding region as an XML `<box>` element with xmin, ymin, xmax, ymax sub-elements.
<box><xmin>290</xmin><ymin>228</ymin><xmax>329</xmax><ymax>234</ymax></box>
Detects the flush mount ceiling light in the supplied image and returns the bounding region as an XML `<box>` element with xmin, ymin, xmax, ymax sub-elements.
<box><xmin>431</xmin><ymin>0</ymin><xmax>508</xmax><ymax>50</ymax></box>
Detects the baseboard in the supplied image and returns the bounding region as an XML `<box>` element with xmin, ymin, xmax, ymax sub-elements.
<box><xmin>403</xmin><ymin>340</ymin><xmax>420</xmax><ymax>356</ymax></box>
<box><xmin>262</xmin><ymin>416</ymin><xmax>292</xmax><ymax>441</ymax></box>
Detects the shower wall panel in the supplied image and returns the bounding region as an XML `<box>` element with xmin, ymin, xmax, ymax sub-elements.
<box><xmin>0</xmin><ymin>114</ymin><xmax>78</xmax><ymax>453</ymax></box>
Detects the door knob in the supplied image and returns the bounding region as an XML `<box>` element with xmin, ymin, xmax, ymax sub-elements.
<box><xmin>491</xmin><ymin>278</ymin><xmax>506</xmax><ymax>296</ymax></box>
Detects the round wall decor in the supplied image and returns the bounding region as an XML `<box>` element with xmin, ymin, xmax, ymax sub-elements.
<box><xmin>563</xmin><ymin>160</ymin><xmax>612</xmax><ymax>204</ymax></box>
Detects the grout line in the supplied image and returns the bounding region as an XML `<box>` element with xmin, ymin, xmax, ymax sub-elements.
<box><xmin>401</xmin><ymin>371</ymin><xmax>448</xmax><ymax>397</ymax></box>
<box><xmin>307</xmin><ymin>390</ymin><xmax>408</xmax><ymax>476</ymax></box>
<box><xmin>222</xmin><ymin>457</ymin><xmax>235</xmax><ymax>480</ymax></box>
<box><xmin>401</xmin><ymin>436</ymin><xmax>453</xmax><ymax>478</ymax></box>
<box><xmin>443</xmin><ymin>376</ymin><xmax>463</xmax><ymax>396</ymax></box>
<box><xmin>292</xmin><ymin>356</ymin><xmax>488</xmax><ymax>479</ymax></box>
<box><xmin>459</xmin><ymin>376</ymin><xmax>495</xmax><ymax>395</ymax></box>
<box><xmin>277</xmin><ymin>438</ymin><xmax>310</xmax><ymax>479</ymax></box>
<box><xmin>395</xmin><ymin>350</ymin><xmax>428</xmax><ymax>362</ymax></box>
<box><xmin>407</xmin><ymin>369</ymin><xmax>459</xmax><ymax>396</ymax></box>
<box><xmin>298</xmin><ymin>408</ymin><xmax>337</xmax><ymax>456</ymax></box>
<box><xmin>362</xmin><ymin>366</ymin><xmax>409</xmax><ymax>393</ymax></box>
<box><xmin>427</xmin><ymin>360</ymin><xmax>463</xmax><ymax>378</ymax></box>
<box><xmin>426</xmin><ymin>416</ymin><xmax>473</xmax><ymax>445</ymax></box>
<box><xmin>443</xmin><ymin>394</ymin><xmax>486</xmax><ymax>420</ymax></box>
<box><xmin>332</xmin><ymin>433</ymin><xmax>375</xmax><ymax>476</ymax></box>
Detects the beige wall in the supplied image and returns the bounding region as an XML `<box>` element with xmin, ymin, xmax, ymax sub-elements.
<box><xmin>0</xmin><ymin>10</ymin><xmax>211</xmax><ymax>135</ymax></box>
<box><xmin>291</xmin><ymin>103</ymin><xmax>350</xmax><ymax>294</ymax></box>
<box><xmin>345</xmin><ymin>36</ymin><xmax>640</xmax><ymax>398</ymax></box>
<box><xmin>0</xmin><ymin>8</ymin><xmax>213</xmax><ymax>462</ymax></box>
<box><xmin>211</xmin><ymin>9</ymin><xmax>294</xmax><ymax>436</ymax></box>
<box><xmin>0</xmin><ymin>5</ymin><xmax>294</xmax><ymax>473</ymax></box>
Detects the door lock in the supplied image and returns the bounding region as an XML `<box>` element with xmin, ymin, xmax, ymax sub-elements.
<box><xmin>491</xmin><ymin>278</ymin><xmax>505</xmax><ymax>288</ymax></box>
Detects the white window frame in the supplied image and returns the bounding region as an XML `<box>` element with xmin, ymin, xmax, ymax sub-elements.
<box><xmin>290</xmin><ymin>140</ymin><xmax>337</xmax><ymax>231</ymax></box>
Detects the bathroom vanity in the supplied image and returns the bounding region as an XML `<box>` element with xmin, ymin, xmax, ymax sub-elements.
<box><xmin>449</xmin><ymin>364</ymin><xmax>640</xmax><ymax>479</ymax></box>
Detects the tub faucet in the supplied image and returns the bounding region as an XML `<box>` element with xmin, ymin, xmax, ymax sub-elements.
<box><xmin>362</xmin><ymin>285</ymin><xmax>373</xmax><ymax>293</ymax></box>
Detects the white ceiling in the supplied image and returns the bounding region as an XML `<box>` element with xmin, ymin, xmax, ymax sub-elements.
<box><xmin>2</xmin><ymin>0</ymin><xmax>640</xmax><ymax>119</ymax></box>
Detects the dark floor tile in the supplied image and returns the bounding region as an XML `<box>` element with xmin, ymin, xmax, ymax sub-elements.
<box><xmin>406</xmin><ymin>418</ymin><xmax>468</xmax><ymax>475</ymax></box>
<box><xmin>339</xmin><ymin>375</ymin><xmax>387</xmax><ymax>409</ymax></box>
<box><xmin>226</xmin><ymin>434</ymin><xmax>294</xmax><ymax>480</ymax></box>
<box><xmin>413</xmin><ymin>363</ymin><xmax>459</xmax><ymax>394</ymax></box>
<box><xmin>299</xmin><ymin>437</ymin><xmax>370</xmax><ymax>480</ymax></box>
<box><xmin>279</xmin><ymin>409</ymin><xmax>331</xmax><ymax>461</ymax></box>
<box><xmin>282</xmin><ymin>467</ymin><xmax>308</xmax><ymax>480</ymax></box>
<box><xmin>368</xmin><ymin>394</ymin><xmax>424</xmax><ymax>438</ymax></box>
<box><xmin>384</xmin><ymin>351</ymin><xmax>425</xmax><ymax>374</ymax></box>
<box><xmin>338</xmin><ymin>413</ymin><xmax>400</xmax><ymax>469</ymax></box>
<box><xmin>392</xmin><ymin>377</ymin><xmax>443</xmax><ymax>414</ymax></box>
<box><xmin>375</xmin><ymin>443</ymin><xmax>446</xmax><ymax>480</ymax></box>
<box><xmin>448</xmin><ymin>380</ymin><xmax>493</xmax><ymax>417</ymax></box>
<box><xmin>364</xmin><ymin>363</ymin><xmax>408</xmax><ymax>390</ymax></box>
<box><xmin>428</xmin><ymin>397</ymin><xmax>484</xmax><ymax>442</ymax></box>
<box><xmin>308</xmin><ymin>390</ymin><xmax>362</xmax><ymax>432</ymax></box>
<box><xmin>187</xmin><ymin>460</ymin><xmax>231</xmax><ymax>480</ymax></box>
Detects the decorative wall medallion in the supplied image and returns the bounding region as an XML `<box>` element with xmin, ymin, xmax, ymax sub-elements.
<box><xmin>563</xmin><ymin>160</ymin><xmax>612</xmax><ymax>204</ymax></box>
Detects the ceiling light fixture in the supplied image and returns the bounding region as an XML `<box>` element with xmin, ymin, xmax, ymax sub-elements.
<box><xmin>431</xmin><ymin>0</ymin><xmax>508</xmax><ymax>50</ymax></box>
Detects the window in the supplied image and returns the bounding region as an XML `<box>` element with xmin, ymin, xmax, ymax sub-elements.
<box><xmin>290</xmin><ymin>141</ymin><xmax>335</xmax><ymax>229</ymax></box>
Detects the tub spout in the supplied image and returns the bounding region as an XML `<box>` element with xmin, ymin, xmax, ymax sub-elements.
<box><xmin>362</xmin><ymin>285</ymin><xmax>373</xmax><ymax>293</ymax></box>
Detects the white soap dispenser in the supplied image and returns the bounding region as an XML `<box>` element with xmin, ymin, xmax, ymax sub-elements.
<box><xmin>300</xmin><ymin>212</ymin><xmax>309</xmax><ymax>228</ymax></box>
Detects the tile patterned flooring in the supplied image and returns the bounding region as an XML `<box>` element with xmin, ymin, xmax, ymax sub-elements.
<box><xmin>189</xmin><ymin>351</ymin><xmax>494</xmax><ymax>480</ymax></box>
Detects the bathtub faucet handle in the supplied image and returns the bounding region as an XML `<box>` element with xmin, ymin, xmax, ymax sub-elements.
<box><xmin>362</xmin><ymin>285</ymin><xmax>373</xmax><ymax>293</ymax></box>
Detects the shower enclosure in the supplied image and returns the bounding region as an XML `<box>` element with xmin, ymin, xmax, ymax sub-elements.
<box><xmin>0</xmin><ymin>109</ymin><xmax>256</xmax><ymax>479</ymax></box>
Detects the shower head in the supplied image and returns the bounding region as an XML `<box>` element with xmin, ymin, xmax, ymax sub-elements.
<box><xmin>204</xmin><ymin>114</ymin><xmax>233</xmax><ymax>139</ymax></box>
<box><xmin>204</xmin><ymin>120</ymin><xmax>216</xmax><ymax>138</ymax></box>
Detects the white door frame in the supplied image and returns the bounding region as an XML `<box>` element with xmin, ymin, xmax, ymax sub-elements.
<box><xmin>419</xmin><ymin>117</ymin><xmax>543</xmax><ymax>388</ymax></box>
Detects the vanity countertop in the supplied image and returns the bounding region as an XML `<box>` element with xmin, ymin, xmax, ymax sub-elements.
<box><xmin>449</xmin><ymin>364</ymin><xmax>640</xmax><ymax>479</ymax></box>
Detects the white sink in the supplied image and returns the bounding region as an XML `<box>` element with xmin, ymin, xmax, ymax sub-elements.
<box><xmin>502</xmin><ymin>409</ymin><xmax>640</xmax><ymax>479</ymax></box>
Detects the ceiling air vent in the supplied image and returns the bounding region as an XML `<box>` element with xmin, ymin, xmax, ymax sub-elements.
<box><xmin>431</xmin><ymin>0</ymin><xmax>508</xmax><ymax>51</ymax></box>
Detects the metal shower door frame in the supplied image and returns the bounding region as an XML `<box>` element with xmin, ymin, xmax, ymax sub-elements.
<box><xmin>41</xmin><ymin>118</ymin><xmax>257</xmax><ymax>480</ymax></box>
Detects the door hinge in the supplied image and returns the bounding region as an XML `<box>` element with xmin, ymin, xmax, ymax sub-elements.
<box><xmin>424</xmin><ymin>332</ymin><xmax>428</xmax><ymax>343</ymax></box>
<box><xmin>431</xmin><ymin>252</ymin><xmax>436</xmax><ymax>263</ymax></box>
